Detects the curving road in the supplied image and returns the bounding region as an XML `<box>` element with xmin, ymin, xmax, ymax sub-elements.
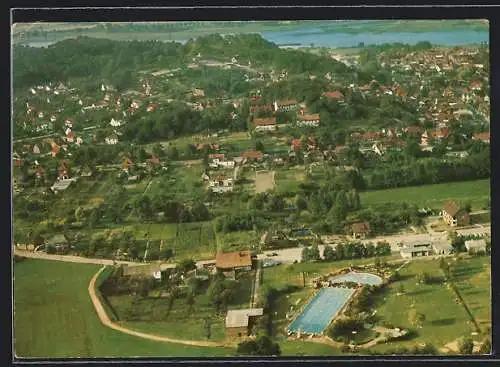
<box><xmin>88</xmin><ymin>266</ymin><xmax>230</xmax><ymax>348</ymax></box>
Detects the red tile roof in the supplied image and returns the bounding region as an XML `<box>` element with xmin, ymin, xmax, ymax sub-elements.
<box><xmin>472</xmin><ymin>132</ymin><xmax>490</xmax><ymax>142</ymax></box>
<box><xmin>253</xmin><ymin>117</ymin><xmax>276</xmax><ymax>126</ymax></box>
<box><xmin>299</xmin><ymin>113</ymin><xmax>320</xmax><ymax>121</ymax></box>
<box><xmin>216</xmin><ymin>250</ymin><xmax>252</xmax><ymax>270</ymax></box>
<box><xmin>209</xmin><ymin>153</ymin><xmax>225</xmax><ymax>160</ymax></box>
<box><xmin>241</xmin><ymin>151</ymin><xmax>263</xmax><ymax>160</ymax></box>
<box><xmin>322</xmin><ymin>91</ymin><xmax>344</xmax><ymax>99</ymax></box>
<box><xmin>276</xmin><ymin>99</ymin><xmax>299</xmax><ymax>106</ymax></box>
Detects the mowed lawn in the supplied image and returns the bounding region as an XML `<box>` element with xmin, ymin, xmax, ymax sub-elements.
<box><xmin>360</xmin><ymin>179</ymin><xmax>490</xmax><ymax>211</ymax></box>
<box><xmin>14</xmin><ymin>259</ymin><xmax>233</xmax><ymax>358</ymax></box>
<box><xmin>452</xmin><ymin>256</ymin><xmax>491</xmax><ymax>332</ymax></box>
<box><xmin>369</xmin><ymin>258</ymin><xmax>482</xmax><ymax>353</ymax></box>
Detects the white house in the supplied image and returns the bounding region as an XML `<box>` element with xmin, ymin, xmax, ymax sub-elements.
<box><xmin>209</xmin><ymin>176</ymin><xmax>234</xmax><ymax>193</ymax></box>
<box><xmin>105</xmin><ymin>134</ymin><xmax>119</xmax><ymax>145</ymax></box>
<box><xmin>399</xmin><ymin>243</ymin><xmax>431</xmax><ymax>259</ymax></box>
<box><xmin>110</xmin><ymin>118</ymin><xmax>123</xmax><ymax>127</ymax></box>
<box><xmin>297</xmin><ymin>113</ymin><xmax>320</xmax><ymax>127</ymax></box>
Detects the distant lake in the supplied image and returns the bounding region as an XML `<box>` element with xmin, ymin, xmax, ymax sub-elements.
<box><xmin>19</xmin><ymin>27</ymin><xmax>489</xmax><ymax>49</ymax></box>
<box><xmin>260</xmin><ymin>28</ymin><xmax>489</xmax><ymax>48</ymax></box>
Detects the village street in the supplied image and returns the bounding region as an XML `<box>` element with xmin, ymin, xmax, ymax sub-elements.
<box><xmin>14</xmin><ymin>216</ymin><xmax>490</xmax><ymax>268</ymax></box>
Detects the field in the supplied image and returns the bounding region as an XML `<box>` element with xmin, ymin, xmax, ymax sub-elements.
<box><xmin>255</xmin><ymin>170</ymin><xmax>276</xmax><ymax>193</ymax></box>
<box><xmin>360</xmin><ymin>179</ymin><xmax>490</xmax><ymax>211</ymax></box>
<box><xmin>107</xmin><ymin>271</ymin><xmax>255</xmax><ymax>342</ymax></box>
<box><xmin>368</xmin><ymin>257</ymin><xmax>490</xmax><ymax>353</ymax></box>
<box><xmin>274</xmin><ymin>167</ymin><xmax>305</xmax><ymax>193</ymax></box>
<box><xmin>452</xmin><ymin>256</ymin><xmax>491</xmax><ymax>332</ymax></box>
<box><xmin>13</xmin><ymin>259</ymin><xmax>233</xmax><ymax>357</ymax></box>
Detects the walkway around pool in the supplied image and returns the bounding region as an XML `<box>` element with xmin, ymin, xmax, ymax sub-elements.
<box><xmin>287</xmin><ymin>271</ymin><xmax>383</xmax><ymax>336</ymax></box>
<box><xmin>329</xmin><ymin>272</ymin><xmax>383</xmax><ymax>286</ymax></box>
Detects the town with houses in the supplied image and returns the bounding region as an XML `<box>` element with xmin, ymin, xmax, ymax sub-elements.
<box><xmin>12</xmin><ymin>21</ymin><xmax>491</xmax><ymax>359</ymax></box>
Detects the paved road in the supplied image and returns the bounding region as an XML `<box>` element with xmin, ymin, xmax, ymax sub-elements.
<box><xmin>13</xmin><ymin>249</ymin><xmax>142</xmax><ymax>266</ymax></box>
<box><xmin>88</xmin><ymin>266</ymin><xmax>227</xmax><ymax>348</ymax></box>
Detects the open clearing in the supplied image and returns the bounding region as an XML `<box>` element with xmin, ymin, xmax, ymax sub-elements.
<box><xmin>255</xmin><ymin>170</ymin><xmax>276</xmax><ymax>193</ymax></box>
<box><xmin>360</xmin><ymin>179</ymin><xmax>490</xmax><ymax>211</ymax></box>
<box><xmin>368</xmin><ymin>257</ymin><xmax>490</xmax><ymax>353</ymax></box>
<box><xmin>13</xmin><ymin>259</ymin><xmax>233</xmax><ymax>357</ymax></box>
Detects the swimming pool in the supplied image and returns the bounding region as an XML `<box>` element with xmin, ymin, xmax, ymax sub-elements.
<box><xmin>287</xmin><ymin>287</ymin><xmax>355</xmax><ymax>334</ymax></box>
<box><xmin>329</xmin><ymin>272</ymin><xmax>383</xmax><ymax>286</ymax></box>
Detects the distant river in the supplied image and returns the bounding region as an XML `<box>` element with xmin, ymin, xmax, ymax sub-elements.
<box><xmin>260</xmin><ymin>28</ymin><xmax>489</xmax><ymax>48</ymax></box>
<box><xmin>20</xmin><ymin>27</ymin><xmax>489</xmax><ymax>49</ymax></box>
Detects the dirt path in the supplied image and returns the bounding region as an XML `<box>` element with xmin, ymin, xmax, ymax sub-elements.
<box><xmin>88</xmin><ymin>266</ymin><xmax>230</xmax><ymax>348</ymax></box>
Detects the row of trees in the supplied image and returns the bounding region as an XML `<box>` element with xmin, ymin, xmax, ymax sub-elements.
<box><xmin>364</xmin><ymin>148</ymin><xmax>490</xmax><ymax>190</ymax></box>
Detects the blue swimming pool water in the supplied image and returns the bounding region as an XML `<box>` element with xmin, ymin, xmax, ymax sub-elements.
<box><xmin>329</xmin><ymin>272</ymin><xmax>383</xmax><ymax>286</ymax></box>
<box><xmin>287</xmin><ymin>287</ymin><xmax>355</xmax><ymax>334</ymax></box>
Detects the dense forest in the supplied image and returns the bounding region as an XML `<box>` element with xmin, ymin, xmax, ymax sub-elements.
<box><xmin>12</xmin><ymin>34</ymin><xmax>350</xmax><ymax>92</ymax></box>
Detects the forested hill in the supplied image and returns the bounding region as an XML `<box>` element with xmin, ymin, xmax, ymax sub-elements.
<box><xmin>12</xmin><ymin>34</ymin><xmax>350</xmax><ymax>91</ymax></box>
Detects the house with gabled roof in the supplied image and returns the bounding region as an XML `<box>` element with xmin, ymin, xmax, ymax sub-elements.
<box><xmin>472</xmin><ymin>131</ymin><xmax>490</xmax><ymax>144</ymax></box>
<box><xmin>351</xmin><ymin>221</ymin><xmax>371</xmax><ymax>239</ymax></box>
<box><xmin>322</xmin><ymin>91</ymin><xmax>345</xmax><ymax>101</ymax></box>
<box><xmin>240</xmin><ymin>150</ymin><xmax>263</xmax><ymax>162</ymax></box>
<box><xmin>252</xmin><ymin>117</ymin><xmax>277</xmax><ymax>132</ymax></box>
<box><xmin>441</xmin><ymin>201</ymin><xmax>469</xmax><ymax>227</ymax></box>
<box><xmin>297</xmin><ymin>113</ymin><xmax>320</xmax><ymax>127</ymax></box>
<box><xmin>273</xmin><ymin>99</ymin><xmax>299</xmax><ymax>112</ymax></box>
<box><xmin>105</xmin><ymin>134</ymin><xmax>119</xmax><ymax>145</ymax></box>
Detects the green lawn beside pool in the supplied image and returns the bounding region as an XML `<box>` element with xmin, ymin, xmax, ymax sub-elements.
<box><xmin>369</xmin><ymin>258</ymin><xmax>483</xmax><ymax>353</ymax></box>
<box><xmin>452</xmin><ymin>256</ymin><xmax>491</xmax><ymax>332</ymax></box>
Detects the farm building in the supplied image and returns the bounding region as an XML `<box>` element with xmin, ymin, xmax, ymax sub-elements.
<box><xmin>351</xmin><ymin>221</ymin><xmax>371</xmax><ymax>239</ymax></box>
<box><xmin>400</xmin><ymin>243</ymin><xmax>432</xmax><ymax>259</ymax></box>
<box><xmin>215</xmin><ymin>250</ymin><xmax>253</xmax><ymax>273</ymax></box>
<box><xmin>431</xmin><ymin>241</ymin><xmax>453</xmax><ymax>255</ymax></box>
<box><xmin>464</xmin><ymin>239</ymin><xmax>487</xmax><ymax>253</ymax></box>
<box><xmin>225</xmin><ymin>308</ymin><xmax>264</xmax><ymax>338</ymax></box>
<box><xmin>441</xmin><ymin>201</ymin><xmax>470</xmax><ymax>227</ymax></box>
<box><xmin>252</xmin><ymin>117</ymin><xmax>277</xmax><ymax>132</ymax></box>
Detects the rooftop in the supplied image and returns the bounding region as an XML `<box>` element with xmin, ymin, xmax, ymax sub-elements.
<box><xmin>225</xmin><ymin>308</ymin><xmax>264</xmax><ymax>328</ymax></box>
<box><xmin>216</xmin><ymin>250</ymin><xmax>252</xmax><ymax>270</ymax></box>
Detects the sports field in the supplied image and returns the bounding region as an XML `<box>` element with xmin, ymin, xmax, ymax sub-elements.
<box><xmin>360</xmin><ymin>179</ymin><xmax>490</xmax><ymax>211</ymax></box>
<box><xmin>255</xmin><ymin>170</ymin><xmax>275</xmax><ymax>193</ymax></box>
<box><xmin>13</xmin><ymin>259</ymin><xmax>233</xmax><ymax>357</ymax></box>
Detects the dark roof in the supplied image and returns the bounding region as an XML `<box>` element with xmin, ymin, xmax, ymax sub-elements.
<box><xmin>443</xmin><ymin>201</ymin><xmax>463</xmax><ymax>217</ymax></box>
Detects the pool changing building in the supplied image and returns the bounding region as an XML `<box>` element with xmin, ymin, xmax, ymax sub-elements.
<box><xmin>225</xmin><ymin>308</ymin><xmax>264</xmax><ymax>338</ymax></box>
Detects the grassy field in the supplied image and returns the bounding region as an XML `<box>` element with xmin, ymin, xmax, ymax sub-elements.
<box><xmin>360</xmin><ymin>179</ymin><xmax>490</xmax><ymax>211</ymax></box>
<box><xmin>108</xmin><ymin>271</ymin><xmax>254</xmax><ymax>342</ymax></box>
<box><xmin>13</xmin><ymin>259</ymin><xmax>234</xmax><ymax>357</ymax></box>
<box><xmin>368</xmin><ymin>257</ymin><xmax>489</xmax><ymax>353</ymax></box>
<box><xmin>452</xmin><ymin>256</ymin><xmax>491</xmax><ymax>332</ymax></box>
<box><xmin>274</xmin><ymin>167</ymin><xmax>305</xmax><ymax>193</ymax></box>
